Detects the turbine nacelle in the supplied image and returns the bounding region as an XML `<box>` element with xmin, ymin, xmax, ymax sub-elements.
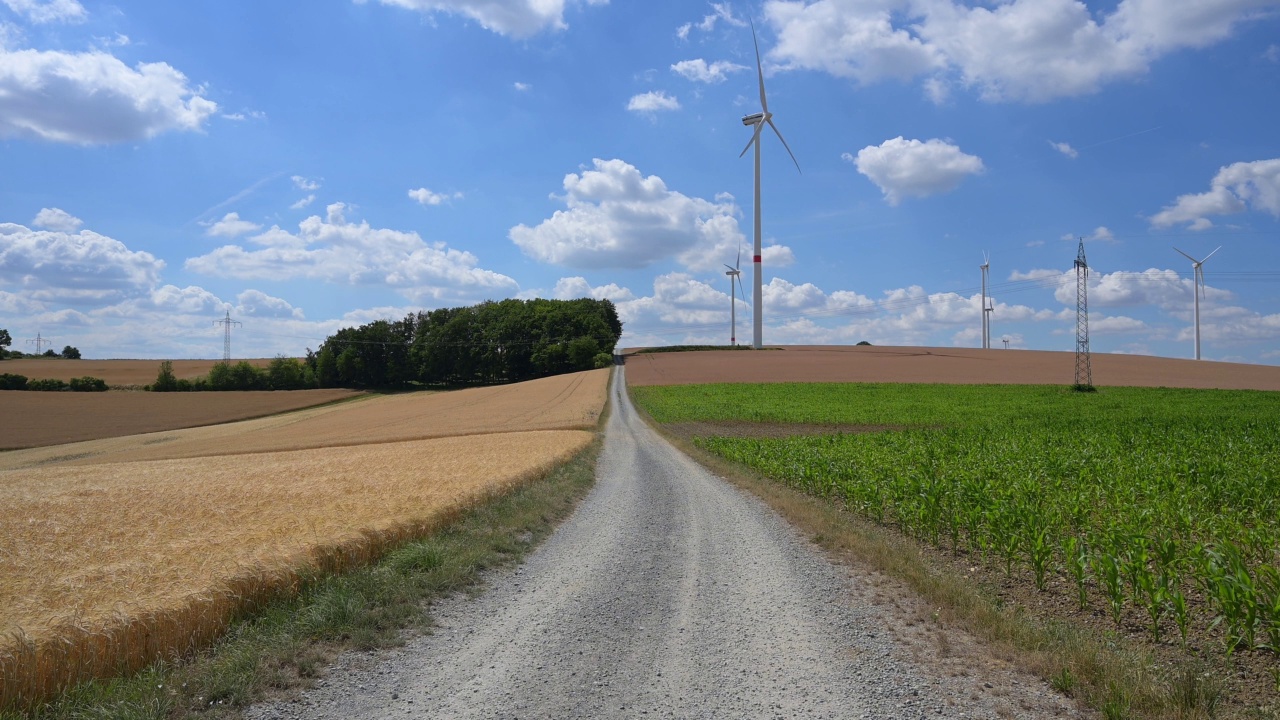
<box><xmin>742</xmin><ymin>112</ymin><xmax>766</xmax><ymax>126</ymax></box>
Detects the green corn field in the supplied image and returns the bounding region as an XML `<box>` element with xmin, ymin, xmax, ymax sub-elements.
<box><xmin>632</xmin><ymin>382</ymin><xmax>1280</xmax><ymax>657</ymax></box>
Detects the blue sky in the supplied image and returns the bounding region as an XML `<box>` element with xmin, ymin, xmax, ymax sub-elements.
<box><xmin>2</xmin><ymin>0</ymin><xmax>1279</xmax><ymax>363</ymax></box>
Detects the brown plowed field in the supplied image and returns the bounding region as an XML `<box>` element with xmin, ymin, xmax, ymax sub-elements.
<box><xmin>0</xmin><ymin>358</ymin><xmax>274</xmax><ymax>384</ymax></box>
<box><xmin>623</xmin><ymin>345</ymin><xmax>1280</xmax><ymax>390</ymax></box>
<box><xmin>0</xmin><ymin>389</ymin><xmax>361</xmax><ymax>451</ymax></box>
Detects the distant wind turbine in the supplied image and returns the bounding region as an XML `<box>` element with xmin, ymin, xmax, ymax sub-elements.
<box><xmin>980</xmin><ymin>252</ymin><xmax>991</xmax><ymax>349</ymax></box>
<box><xmin>1173</xmin><ymin>246</ymin><xmax>1221</xmax><ymax>360</ymax></box>
<box><xmin>740</xmin><ymin>18</ymin><xmax>800</xmax><ymax>350</ymax></box>
<box><xmin>725</xmin><ymin>244</ymin><xmax>745</xmax><ymax>345</ymax></box>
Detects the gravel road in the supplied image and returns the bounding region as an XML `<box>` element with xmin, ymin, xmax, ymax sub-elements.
<box><xmin>248</xmin><ymin>367</ymin><xmax>1083</xmax><ymax>719</ymax></box>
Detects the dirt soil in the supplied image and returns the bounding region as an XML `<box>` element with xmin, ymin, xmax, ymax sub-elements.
<box><xmin>624</xmin><ymin>345</ymin><xmax>1280</xmax><ymax>390</ymax></box>
<box><xmin>0</xmin><ymin>389</ymin><xmax>360</xmax><ymax>450</ymax></box>
<box><xmin>0</xmin><ymin>358</ymin><xmax>275</xmax><ymax>384</ymax></box>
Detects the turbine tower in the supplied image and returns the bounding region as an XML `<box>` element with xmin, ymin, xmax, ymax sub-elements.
<box><xmin>1173</xmin><ymin>246</ymin><xmax>1221</xmax><ymax>361</ymax></box>
<box><xmin>980</xmin><ymin>253</ymin><xmax>991</xmax><ymax>349</ymax></box>
<box><xmin>740</xmin><ymin>18</ymin><xmax>800</xmax><ymax>350</ymax></box>
<box><xmin>725</xmin><ymin>245</ymin><xmax>745</xmax><ymax>346</ymax></box>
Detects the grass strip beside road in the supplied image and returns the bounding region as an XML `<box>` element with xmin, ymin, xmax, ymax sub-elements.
<box><xmin>2</xmin><ymin>432</ymin><xmax>602</xmax><ymax>720</ymax></box>
<box><xmin>631</xmin><ymin>382</ymin><xmax>1280</xmax><ymax>720</ymax></box>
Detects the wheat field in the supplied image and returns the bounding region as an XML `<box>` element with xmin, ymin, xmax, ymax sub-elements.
<box><xmin>0</xmin><ymin>368</ymin><xmax>609</xmax><ymax>709</ymax></box>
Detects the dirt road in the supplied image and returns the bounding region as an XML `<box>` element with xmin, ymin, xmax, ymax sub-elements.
<box><xmin>248</xmin><ymin>368</ymin><xmax>1081</xmax><ymax>719</ymax></box>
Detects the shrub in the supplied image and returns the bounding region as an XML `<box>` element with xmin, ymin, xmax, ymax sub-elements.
<box><xmin>69</xmin><ymin>376</ymin><xmax>108</xmax><ymax>392</ymax></box>
<box><xmin>0</xmin><ymin>373</ymin><xmax>28</xmax><ymax>390</ymax></box>
<box><xmin>27</xmin><ymin>378</ymin><xmax>68</xmax><ymax>391</ymax></box>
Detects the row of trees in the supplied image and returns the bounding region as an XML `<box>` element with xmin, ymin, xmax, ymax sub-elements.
<box><xmin>151</xmin><ymin>358</ymin><xmax>316</xmax><ymax>392</ymax></box>
<box><xmin>312</xmin><ymin>298</ymin><xmax>622</xmax><ymax>388</ymax></box>
<box><xmin>0</xmin><ymin>374</ymin><xmax>107</xmax><ymax>391</ymax></box>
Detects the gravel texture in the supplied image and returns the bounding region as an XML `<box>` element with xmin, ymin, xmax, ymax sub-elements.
<box><xmin>247</xmin><ymin>367</ymin><xmax>1085</xmax><ymax>719</ymax></box>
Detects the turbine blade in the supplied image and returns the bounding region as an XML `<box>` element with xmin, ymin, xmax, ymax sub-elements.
<box><xmin>1173</xmin><ymin>246</ymin><xmax>1197</xmax><ymax>264</ymax></box>
<box><xmin>767</xmin><ymin>118</ymin><xmax>801</xmax><ymax>173</ymax></box>
<box><xmin>1202</xmin><ymin>246</ymin><xmax>1222</xmax><ymax>264</ymax></box>
<box><xmin>738</xmin><ymin>276</ymin><xmax>747</xmax><ymax>304</ymax></box>
<box><xmin>750</xmin><ymin>19</ymin><xmax>767</xmax><ymax>113</ymax></box>
<box><xmin>739</xmin><ymin>122</ymin><xmax>762</xmax><ymax>158</ymax></box>
<box><xmin>736</xmin><ymin>241</ymin><xmax>742</xmax><ymax>270</ymax></box>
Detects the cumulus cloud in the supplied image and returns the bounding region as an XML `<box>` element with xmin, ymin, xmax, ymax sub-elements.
<box><xmin>291</xmin><ymin>195</ymin><xmax>317</xmax><ymax>210</ymax></box>
<box><xmin>31</xmin><ymin>207</ymin><xmax>82</xmax><ymax>231</ymax></box>
<box><xmin>185</xmin><ymin>202</ymin><xmax>517</xmax><ymax>304</ymax></box>
<box><xmin>292</xmin><ymin>175</ymin><xmax>321</xmax><ymax>192</ymax></box>
<box><xmin>1059</xmin><ymin>226</ymin><xmax>1117</xmax><ymax>244</ymax></box>
<box><xmin>236</xmin><ymin>289</ymin><xmax>304</xmax><ymax>319</ymax></box>
<box><xmin>846</xmin><ymin>137</ymin><xmax>984</xmax><ymax>205</ymax></box>
<box><xmin>627</xmin><ymin>90</ymin><xmax>680</xmax><ymax>114</ymax></box>
<box><xmin>2</xmin><ymin>0</ymin><xmax>85</xmax><ymax>24</ymax></box>
<box><xmin>764</xmin><ymin>0</ymin><xmax>1277</xmax><ymax>103</ymax></box>
<box><xmin>1149</xmin><ymin>158</ymin><xmax>1280</xmax><ymax>229</ymax></box>
<box><xmin>671</xmin><ymin>58</ymin><xmax>747</xmax><ymax>83</ymax></box>
<box><xmin>0</xmin><ymin>48</ymin><xmax>217</xmax><ymax>144</ymax></box>
<box><xmin>550</xmin><ymin>276</ymin><xmax>635</xmax><ymax>302</ymax></box>
<box><xmin>409</xmin><ymin>187</ymin><xmax>464</xmax><ymax>206</ymax></box>
<box><xmin>356</xmin><ymin>0</ymin><xmax>607</xmax><ymax>38</ymax></box>
<box><xmin>509</xmin><ymin>158</ymin><xmax>766</xmax><ymax>272</ymax></box>
<box><xmin>0</xmin><ymin>220</ymin><xmax>164</xmax><ymax>303</ymax></box>
<box><xmin>205</xmin><ymin>212</ymin><xmax>262</xmax><ymax>238</ymax></box>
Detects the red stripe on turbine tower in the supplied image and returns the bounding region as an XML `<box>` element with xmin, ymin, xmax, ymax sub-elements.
<box><xmin>754</xmin><ymin>255</ymin><xmax>762</xmax><ymax>262</ymax></box>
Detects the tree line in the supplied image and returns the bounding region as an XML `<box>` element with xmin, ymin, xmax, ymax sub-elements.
<box><xmin>150</xmin><ymin>298</ymin><xmax>622</xmax><ymax>391</ymax></box>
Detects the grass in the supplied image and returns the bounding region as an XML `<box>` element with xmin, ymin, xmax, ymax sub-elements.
<box><xmin>1</xmin><ymin>429</ymin><xmax>603</xmax><ymax>720</ymax></box>
<box><xmin>632</xmin><ymin>381</ymin><xmax>1280</xmax><ymax>719</ymax></box>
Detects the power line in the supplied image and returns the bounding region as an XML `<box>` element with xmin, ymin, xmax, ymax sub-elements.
<box><xmin>26</xmin><ymin>332</ymin><xmax>52</xmax><ymax>355</ymax></box>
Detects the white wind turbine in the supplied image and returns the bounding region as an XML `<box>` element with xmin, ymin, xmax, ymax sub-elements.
<box><xmin>725</xmin><ymin>244</ymin><xmax>746</xmax><ymax>345</ymax></box>
<box><xmin>980</xmin><ymin>252</ymin><xmax>991</xmax><ymax>349</ymax></box>
<box><xmin>740</xmin><ymin>18</ymin><xmax>800</xmax><ymax>350</ymax></box>
<box><xmin>1173</xmin><ymin>246</ymin><xmax>1221</xmax><ymax>360</ymax></box>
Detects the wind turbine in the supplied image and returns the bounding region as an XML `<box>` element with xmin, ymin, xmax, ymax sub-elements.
<box><xmin>740</xmin><ymin>18</ymin><xmax>800</xmax><ymax>350</ymax></box>
<box><xmin>725</xmin><ymin>244</ymin><xmax>745</xmax><ymax>345</ymax></box>
<box><xmin>1173</xmin><ymin>246</ymin><xmax>1221</xmax><ymax>360</ymax></box>
<box><xmin>980</xmin><ymin>252</ymin><xmax>991</xmax><ymax>349</ymax></box>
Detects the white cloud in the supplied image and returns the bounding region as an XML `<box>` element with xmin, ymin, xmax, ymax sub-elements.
<box><xmin>356</xmin><ymin>0</ymin><xmax>607</xmax><ymax>38</ymax></box>
<box><xmin>0</xmin><ymin>220</ymin><xmax>164</xmax><ymax>304</ymax></box>
<box><xmin>409</xmin><ymin>187</ymin><xmax>464</xmax><ymax>206</ymax></box>
<box><xmin>1050</xmin><ymin>140</ymin><xmax>1078</xmax><ymax>158</ymax></box>
<box><xmin>846</xmin><ymin>137</ymin><xmax>984</xmax><ymax>205</ymax></box>
<box><xmin>509</xmin><ymin>158</ymin><xmax>757</xmax><ymax>272</ymax></box>
<box><xmin>291</xmin><ymin>195</ymin><xmax>317</xmax><ymax>210</ymax></box>
<box><xmin>2</xmin><ymin>0</ymin><xmax>85</xmax><ymax>24</ymax></box>
<box><xmin>627</xmin><ymin>90</ymin><xmax>681</xmax><ymax>114</ymax></box>
<box><xmin>514</xmin><ymin>81</ymin><xmax>531</xmax><ymax>91</ymax></box>
<box><xmin>1062</xmin><ymin>226</ymin><xmax>1117</xmax><ymax>244</ymax></box>
<box><xmin>1150</xmin><ymin>158</ymin><xmax>1280</xmax><ymax>229</ymax></box>
<box><xmin>205</xmin><ymin>212</ymin><xmax>262</xmax><ymax>238</ymax></box>
<box><xmin>236</xmin><ymin>289</ymin><xmax>304</xmax><ymax>319</ymax></box>
<box><xmin>672</xmin><ymin>58</ymin><xmax>748</xmax><ymax>83</ymax></box>
<box><xmin>550</xmin><ymin>276</ymin><xmax>635</xmax><ymax>302</ymax></box>
<box><xmin>1092</xmin><ymin>315</ymin><xmax>1147</xmax><ymax>334</ymax></box>
<box><xmin>31</xmin><ymin>207</ymin><xmax>82</xmax><ymax>231</ymax></box>
<box><xmin>767</xmin><ymin>0</ymin><xmax>946</xmax><ymax>83</ymax></box>
<box><xmin>678</xmin><ymin>2</ymin><xmax>745</xmax><ymax>39</ymax></box>
<box><xmin>185</xmin><ymin>202</ymin><xmax>518</xmax><ymax>304</ymax></box>
<box><xmin>764</xmin><ymin>0</ymin><xmax>1278</xmax><ymax>103</ymax></box>
<box><xmin>292</xmin><ymin>175</ymin><xmax>321</xmax><ymax>192</ymax></box>
<box><xmin>1266</xmin><ymin>44</ymin><xmax>1280</xmax><ymax>63</ymax></box>
<box><xmin>0</xmin><ymin>48</ymin><xmax>217</xmax><ymax>144</ymax></box>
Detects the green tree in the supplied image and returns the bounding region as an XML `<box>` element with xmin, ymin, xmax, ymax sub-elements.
<box><xmin>153</xmin><ymin>361</ymin><xmax>179</xmax><ymax>392</ymax></box>
<box><xmin>61</xmin><ymin>345</ymin><xmax>81</xmax><ymax>359</ymax></box>
<box><xmin>0</xmin><ymin>328</ymin><xmax>11</xmax><ymax>359</ymax></box>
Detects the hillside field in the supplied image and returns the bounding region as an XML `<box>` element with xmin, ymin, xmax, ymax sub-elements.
<box><xmin>0</xmin><ymin>357</ymin><xmax>275</xmax><ymax>384</ymax></box>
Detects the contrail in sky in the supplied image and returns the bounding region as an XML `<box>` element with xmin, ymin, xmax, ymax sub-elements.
<box><xmin>189</xmin><ymin>171</ymin><xmax>288</xmax><ymax>225</ymax></box>
<box><xmin>1077</xmin><ymin>126</ymin><xmax>1162</xmax><ymax>151</ymax></box>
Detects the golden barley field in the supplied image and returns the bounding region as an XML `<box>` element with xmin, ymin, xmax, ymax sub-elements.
<box><xmin>0</xmin><ymin>368</ymin><xmax>610</xmax><ymax>709</ymax></box>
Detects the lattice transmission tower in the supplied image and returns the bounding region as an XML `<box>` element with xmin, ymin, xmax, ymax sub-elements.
<box><xmin>26</xmin><ymin>332</ymin><xmax>52</xmax><ymax>355</ymax></box>
<box><xmin>1073</xmin><ymin>238</ymin><xmax>1093</xmax><ymax>390</ymax></box>
<box><xmin>213</xmin><ymin>311</ymin><xmax>242</xmax><ymax>362</ymax></box>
